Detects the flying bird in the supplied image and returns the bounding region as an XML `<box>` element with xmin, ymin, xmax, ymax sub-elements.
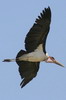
<box><xmin>3</xmin><ymin>7</ymin><xmax>64</xmax><ymax>88</ymax></box>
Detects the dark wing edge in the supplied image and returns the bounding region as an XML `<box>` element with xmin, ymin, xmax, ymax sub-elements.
<box><xmin>25</xmin><ymin>7</ymin><xmax>51</xmax><ymax>53</ymax></box>
<box><xmin>19</xmin><ymin>62</ymin><xmax>40</xmax><ymax>88</ymax></box>
<box><xmin>16</xmin><ymin>50</ymin><xmax>40</xmax><ymax>88</ymax></box>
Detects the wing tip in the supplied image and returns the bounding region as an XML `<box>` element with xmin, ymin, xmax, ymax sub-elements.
<box><xmin>42</xmin><ymin>6</ymin><xmax>51</xmax><ymax>18</ymax></box>
<box><xmin>20</xmin><ymin>78</ymin><xmax>33</xmax><ymax>88</ymax></box>
<box><xmin>20</xmin><ymin>79</ymin><xmax>25</xmax><ymax>88</ymax></box>
<box><xmin>35</xmin><ymin>6</ymin><xmax>51</xmax><ymax>23</ymax></box>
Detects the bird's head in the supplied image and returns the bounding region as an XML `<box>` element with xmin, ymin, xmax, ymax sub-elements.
<box><xmin>45</xmin><ymin>56</ymin><xmax>64</xmax><ymax>67</ymax></box>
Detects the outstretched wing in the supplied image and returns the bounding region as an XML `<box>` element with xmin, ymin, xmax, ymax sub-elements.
<box><xmin>16</xmin><ymin>7</ymin><xmax>51</xmax><ymax>88</ymax></box>
<box><xmin>25</xmin><ymin>7</ymin><xmax>51</xmax><ymax>53</ymax></box>
<box><xmin>16</xmin><ymin>50</ymin><xmax>40</xmax><ymax>88</ymax></box>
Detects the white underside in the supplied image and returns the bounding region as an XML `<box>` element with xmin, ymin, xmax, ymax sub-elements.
<box><xmin>18</xmin><ymin>44</ymin><xmax>49</xmax><ymax>62</ymax></box>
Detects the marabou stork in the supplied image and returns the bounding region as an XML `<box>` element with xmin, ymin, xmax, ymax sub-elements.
<box><xmin>3</xmin><ymin>7</ymin><xmax>64</xmax><ymax>88</ymax></box>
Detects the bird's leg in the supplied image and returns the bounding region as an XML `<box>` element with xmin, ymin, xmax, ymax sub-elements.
<box><xmin>3</xmin><ymin>58</ymin><xmax>16</xmax><ymax>62</ymax></box>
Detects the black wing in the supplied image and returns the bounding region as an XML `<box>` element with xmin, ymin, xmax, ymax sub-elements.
<box><xmin>25</xmin><ymin>7</ymin><xmax>51</xmax><ymax>53</ymax></box>
<box><xmin>16</xmin><ymin>50</ymin><xmax>40</xmax><ymax>88</ymax></box>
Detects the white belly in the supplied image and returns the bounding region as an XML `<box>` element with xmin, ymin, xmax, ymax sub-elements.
<box><xmin>19</xmin><ymin>44</ymin><xmax>48</xmax><ymax>62</ymax></box>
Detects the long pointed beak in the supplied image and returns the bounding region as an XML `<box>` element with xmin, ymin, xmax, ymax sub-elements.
<box><xmin>54</xmin><ymin>60</ymin><xmax>64</xmax><ymax>67</ymax></box>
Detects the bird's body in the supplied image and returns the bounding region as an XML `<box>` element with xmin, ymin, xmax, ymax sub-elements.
<box><xmin>18</xmin><ymin>44</ymin><xmax>48</xmax><ymax>62</ymax></box>
<box><xmin>3</xmin><ymin>7</ymin><xmax>64</xmax><ymax>88</ymax></box>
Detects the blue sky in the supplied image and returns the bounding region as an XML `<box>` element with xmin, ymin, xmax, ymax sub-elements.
<box><xmin>0</xmin><ymin>0</ymin><xmax>66</xmax><ymax>100</ymax></box>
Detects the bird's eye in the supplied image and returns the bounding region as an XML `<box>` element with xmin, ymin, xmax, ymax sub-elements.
<box><xmin>51</xmin><ymin>57</ymin><xmax>54</xmax><ymax>59</ymax></box>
